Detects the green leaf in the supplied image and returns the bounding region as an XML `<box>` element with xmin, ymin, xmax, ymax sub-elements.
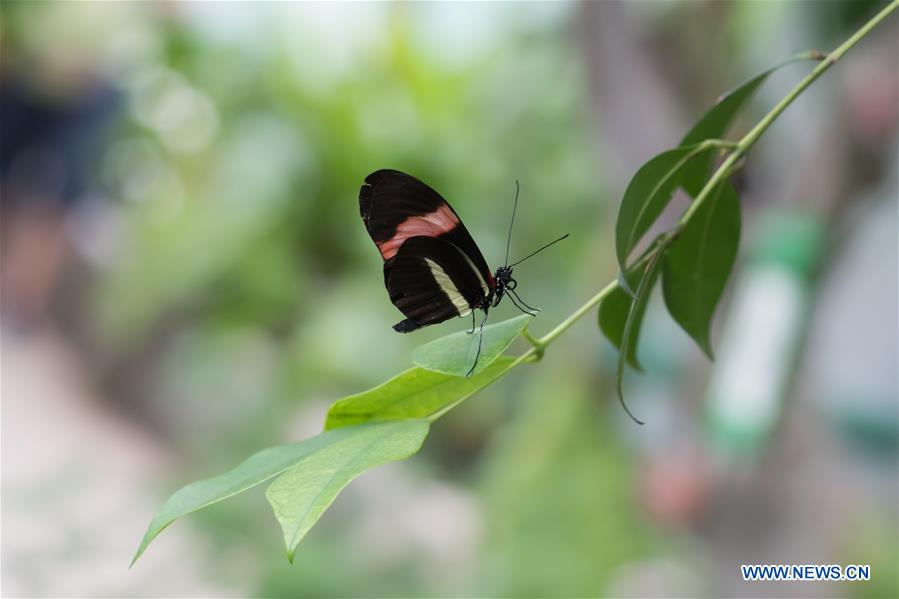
<box><xmin>598</xmin><ymin>269</ymin><xmax>651</xmax><ymax>371</ymax></box>
<box><xmin>679</xmin><ymin>54</ymin><xmax>816</xmax><ymax>196</ymax></box>
<box><xmin>325</xmin><ymin>357</ymin><xmax>518</xmax><ymax>430</ymax></box>
<box><xmin>600</xmin><ymin>241</ymin><xmax>661</xmax><ymax>370</ymax></box>
<box><xmin>615</xmin><ymin>146</ymin><xmax>707</xmax><ymax>282</ymax></box>
<box><xmin>616</xmin><ymin>244</ymin><xmax>666</xmax><ymax>425</ymax></box>
<box><xmin>678</xmin><ymin>77</ymin><xmax>766</xmax><ymax>197</ymax></box>
<box><xmin>412</xmin><ymin>313</ymin><xmax>532</xmax><ymax>377</ymax></box>
<box><xmin>662</xmin><ymin>181</ymin><xmax>741</xmax><ymax>358</ymax></box>
<box><xmin>266</xmin><ymin>419</ymin><xmax>429</xmax><ymax>563</ymax></box>
<box><xmin>132</xmin><ymin>425</ymin><xmax>383</xmax><ymax>566</ymax></box>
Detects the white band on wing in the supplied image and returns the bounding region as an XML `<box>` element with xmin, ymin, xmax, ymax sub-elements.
<box><xmin>425</xmin><ymin>258</ymin><xmax>473</xmax><ymax>317</ymax></box>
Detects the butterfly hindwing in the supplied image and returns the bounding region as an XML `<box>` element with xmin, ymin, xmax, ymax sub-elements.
<box><xmin>360</xmin><ymin>169</ymin><xmax>494</xmax><ymax>290</ymax></box>
<box><xmin>385</xmin><ymin>236</ymin><xmax>487</xmax><ymax>333</ymax></box>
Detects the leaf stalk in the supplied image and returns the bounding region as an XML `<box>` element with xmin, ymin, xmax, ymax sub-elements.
<box><xmin>521</xmin><ymin>327</ymin><xmax>546</xmax><ymax>359</ymax></box>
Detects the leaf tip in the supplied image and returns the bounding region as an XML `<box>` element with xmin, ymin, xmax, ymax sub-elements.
<box><xmin>129</xmin><ymin>543</ymin><xmax>147</xmax><ymax>569</ymax></box>
<box><xmin>618</xmin><ymin>387</ymin><xmax>645</xmax><ymax>426</ymax></box>
<box><xmin>626</xmin><ymin>353</ymin><xmax>644</xmax><ymax>373</ymax></box>
<box><xmin>130</xmin><ymin>523</ymin><xmax>159</xmax><ymax>568</ymax></box>
<box><xmin>615</xmin><ymin>357</ymin><xmax>641</xmax><ymax>426</ymax></box>
<box><xmin>690</xmin><ymin>326</ymin><xmax>716</xmax><ymax>361</ymax></box>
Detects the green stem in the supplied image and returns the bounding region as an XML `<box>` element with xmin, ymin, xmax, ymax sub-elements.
<box><xmin>680</xmin><ymin>0</ymin><xmax>898</xmax><ymax>225</ymax></box>
<box><xmin>522</xmin><ymin>0</ymin><xmax>896</xmax><ymax>357</ymax></box>
<box><xmin>521</xmin><ymin>328</ymin><xmax>546</xmax><ymax>359</ymax></box>
<box><xmin>512</xmin><ymin>275</ymin><xmax>628</xmax><ymax>366</ymax></box>
<box><xmin>537</xmin><ymin>279</ymin><xmax>618</xmax><ymax>347</ymax></box>
<box><xmin>741</xmin><ymin>0</ymin><xmax>898</xmax><ymax>153</ymax></box>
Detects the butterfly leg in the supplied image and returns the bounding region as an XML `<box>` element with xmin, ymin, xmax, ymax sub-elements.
<box><xmin>466</xmin><ymin>309</ymin><xmax>489</xmax><ymax>377</ymax></box>
<box><xmin>509</xmin><ymin>288</ymin><xmax>540</xmax><ymax>314</ymax></box>
<box><xmin>466</xmin><ymin>310</ymin><xmax>476</xmax><ymax>334</ymax></box>
<box><xmin>507</xmin><ymin>294</ymin><xmax>537</xmax><ymax>316</ymax></box>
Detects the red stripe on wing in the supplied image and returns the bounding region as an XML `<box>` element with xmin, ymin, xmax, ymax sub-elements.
<box><xmin>376</xmin><ymin>204</ymin><xmax>460</xmax><ymax>260</ymax></box>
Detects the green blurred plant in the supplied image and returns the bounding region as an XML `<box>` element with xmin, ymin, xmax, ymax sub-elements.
<box><xmin>133</xmin><ymin>1</ymin><xmax>898</xmax><ymax>566</ymax></box>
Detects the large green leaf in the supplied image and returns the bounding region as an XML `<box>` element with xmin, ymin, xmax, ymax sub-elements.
<box><xmin>662</xmin><ymin>181</ymin><xmax>740</xmax><ymax>358</ymax></box>
<box><xmin>615</xmin><ymin>146</ymin><xmax>708</xmax><ymax>283</ymax></box>
<box><xmin>412</xmin><ymin>314</ymin><xmax>532</xmax><ymax>377</ymax></box>
<box><xmin>616</xmin><ymin>245</ymin><xmax>666</xmax><ymax>425</ymax></box>
<box><xmin>266</xmin><ymin>419</ymin><xmax>429</xmax><ymax>563</ymax></box>
<box><xmin>679</xmin><ymin>54</ymin><xmax>815</xmax><ymax>196</ymax></box>
<box><xmin>132</xmin><ymin>425</ymin><xmax>387</xmax><ymax>565</ymax></box>
<box><xmin>325</xmin><ymin>357</ymin><xmax>517</xmax><ymax>430</ymax></box>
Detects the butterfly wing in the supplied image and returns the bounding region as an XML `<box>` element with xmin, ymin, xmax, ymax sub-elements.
<box><xmin>359</xmin><ymin>169</ymin><xmax>495</xmax><ymax>290</ymax></box>
<box><xmin>385</xmin><ymin>236</ymin><xmax>489</xmax><ymax>332</ymax></box>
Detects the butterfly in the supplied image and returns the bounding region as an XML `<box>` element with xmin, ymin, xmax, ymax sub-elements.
<box><xmin>359</xmin><ymin>169</ymin><xmax>568</xmax><ymax>376</ymax></box>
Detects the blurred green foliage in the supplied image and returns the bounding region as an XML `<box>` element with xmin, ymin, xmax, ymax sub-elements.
<box><xmin>477</xmin><ymin>368</ymin><xmax>655</xmax><ymax>596</ymax></box>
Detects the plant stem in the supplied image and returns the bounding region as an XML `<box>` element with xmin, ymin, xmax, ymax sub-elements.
<box><xmin>537</xmin><ymin>279</ymin><xmax>618</xmax><ymax>347</ymax></box>
<box><xmin>507</xmin><ymin>280</ymin><xmax>618</xmax><ymax>367</ymax></box>
<box><xmin>522</xmin><ymin>0</ymin><xmax>897</xmax><ymax>358</ymax></box>
<box><xmin>742</xmin><ymin>0</ymin><xmax>898</xmax><ymax>152</ymax></box>
<box><xmin>680</xmin><ymin>0</ymin><xmax>898</xmax><ymax>225</ymax></box>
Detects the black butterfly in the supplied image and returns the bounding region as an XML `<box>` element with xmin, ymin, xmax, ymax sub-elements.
<box><xmin>359</xmin><ymin>169</ymin><xmax>568</xmax><ymax>376</ymax></box>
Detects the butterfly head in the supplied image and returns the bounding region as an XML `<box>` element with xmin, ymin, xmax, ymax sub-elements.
<box><xmin>490</xmin><ymin>265</ymin><xmax>516</xmax><ymax>307</ymax></box>
<box><xmin>495</xmin><ymin>266</ymin><xmax>516</xmax><ymax>289</ymax></box>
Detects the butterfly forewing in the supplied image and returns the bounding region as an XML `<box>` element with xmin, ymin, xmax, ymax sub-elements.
<box><xmin>359</xmin><ymin>169</ymin><xmax>495</xmax><ymax>332</ymax></box>
<box><xmin>360</xmin><ymin>170</ymin><xmax>494</xmax><ymax>283</ymax></box>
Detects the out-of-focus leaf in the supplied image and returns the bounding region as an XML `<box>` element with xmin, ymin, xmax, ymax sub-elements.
<box><xmin>662</xmin><ymin>181</ymin><xmax>741</xmax><ymax>358</ymax></box>
<box><xmin>412</xmin><ymin>314</ymin><xmax>532</xmax><ymax>377</ymax></box>
<box><xmin>266</xmin><ymin>420</ymin><xmax>429</xmax><ymax>563</ymax></box>
<box><xmin>679</xmin><ymin>54</ymin><xmax>816</xmax><ymax>196</ymax></box>
<box><xmin>600</xmin><ymin>242</ymin><xmax>660</xmax><ymax>369</ymax></box>
<box><xmin>325</xmin><ymin>357</ymin><xmax>517</xmax><ymax>430</ymax></box>
<box><xmin>678</xmin><ymin>76</ymin><xmax>766</xmax><ymax>197</ymax></box>
<box><xmin>615</xmin><ymin>146</ymin><xmax>707</xmax><ymax>285</ymax></box>
<box><xmin>599</xmin><ymin>270</ymin><xmax>649</xmax><ymax>372</ymax></box>
<box><xmin>616</xmin><ymin>244</ymin><xmax>665</xmax><ymax>425</ymax></box>
<box><xmin>132</xmin><ymin>425</ymin><xmax>383</xmax><ymax>566</ymax></box>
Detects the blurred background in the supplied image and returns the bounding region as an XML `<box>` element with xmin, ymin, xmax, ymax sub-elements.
<box><xmin>1</xmin><ymin>1</ymin><xmax>896</xmax><ymax>597</ymax></box>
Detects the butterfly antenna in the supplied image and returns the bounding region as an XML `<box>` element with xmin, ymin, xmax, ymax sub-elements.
<box><xmin>504</xmin><ymin>180</ymin><xmax>520</xmax><ymax>267</ymax></box>
<box><xmin>508</xmin><ymin>233</ymin><xmax>570</xmax><ymax>268</ymax></box>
